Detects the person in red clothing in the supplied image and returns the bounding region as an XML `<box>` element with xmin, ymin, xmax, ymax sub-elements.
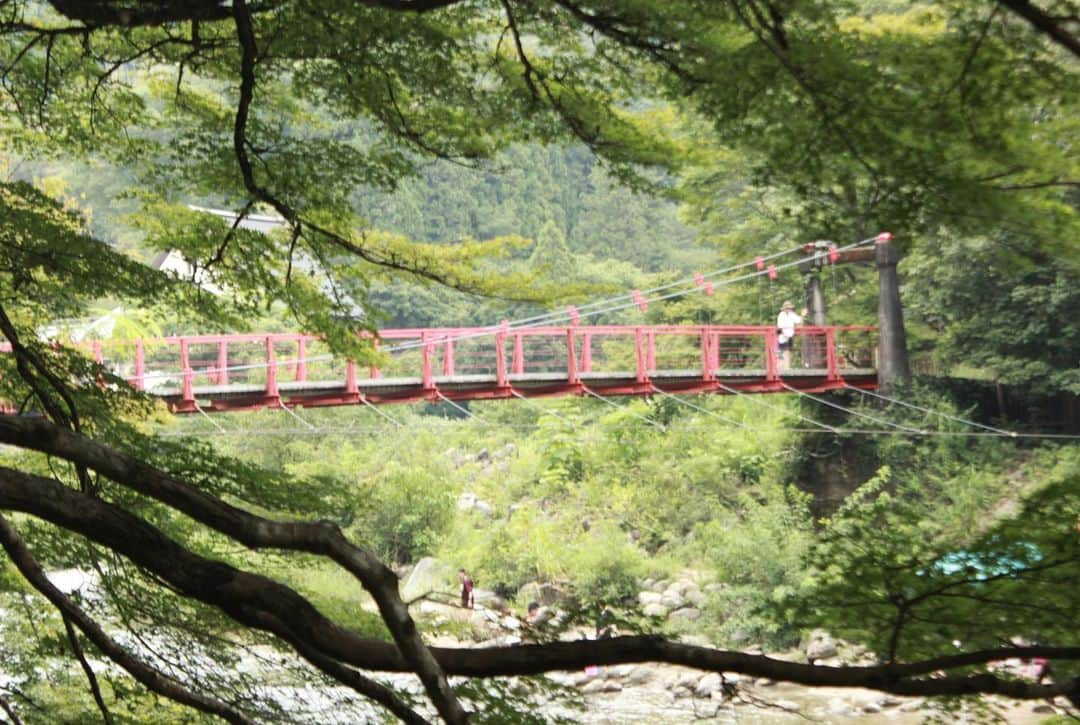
<box><xmin>457</xmin><ymin>568</ymin><xmax>474</xmax><ymax>609</ymax></box>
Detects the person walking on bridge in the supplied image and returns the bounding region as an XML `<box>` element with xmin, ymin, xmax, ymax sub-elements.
<box><xmin>776</xmin><ymin>300</ymin><xmax>808</xmax><ymax>371</ymax></box>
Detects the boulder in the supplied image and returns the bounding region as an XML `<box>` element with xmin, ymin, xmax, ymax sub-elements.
<box><xmin>580</xmin><ymin>679</ymin><xmax>608</xmax><ymax>695</ymax></box>
<box><xmin>683</xmin><ymin>586</ymin><xmax>705</xmax><ymax>607</ymax></box>
<box><xmin>694</xmin><ymin>673</ymin><xmax>723</xmax><ymax>698</ymax></box>
<box><xmin>668</xmin><ymin>607</ymin><xmax>701</xmax><ymax>621</ymax></box>
<box><xmin>637</xmin><ymin>591</ymin><xmax>663</xmax><ymax>607</ymax></box>
<box><xmin>472</xmin><ymin>589</ymin><xmax>507</xmax><ymax>611</ymax></box>
<box><xmin>519</xmin><ymin>581</ymin><xmax>567</xmax><ymax>607</ymax></box>
<box><xmin>660</xmin><ymin>591</ymin><xmax>686</xmax><ymax>609</ymax></box>
<box><xmin>671</xmin><ymin>686</ymin><xmax>692</xmax><ymax>700</ymax></box>
<box><xmin>899</xmin><ymin>699</ymin><xmax>925</xmax><ymax>713</ymax></box>
<box><xmin>642</xmin><ymin>602</ymin><xmax>668</xmax><ymax>618</ymax></box>
<box><xmin>805</xmin><ymin>629</ymin><xmax>838</xmax><ymax>661</ymax></box>
<box><xmin>400</xmin><ymin>557</ymin><xmax>453</xmax><ymax>601</ymax></box>
<box><xmin>625</xmin><ymin>666</ymin><xmax>654</xmax><ymax>686</ymax></box>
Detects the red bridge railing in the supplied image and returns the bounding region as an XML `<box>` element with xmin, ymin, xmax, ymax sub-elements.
<box><xmin>23</xmin><ymin>324</ymin><xmax>875</xmax><ymax>413</ymax></box>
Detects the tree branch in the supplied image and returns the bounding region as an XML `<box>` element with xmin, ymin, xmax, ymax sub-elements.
<box><xmin>997</xmin><ymin>0</ymin><xmax>1080</xmax><ymax>57</ymax></box>
<box><xmin>62</xmin><ymin>615</ymin><xmax>115</xmax><ymax>725</ymax></box>
<box><xmin>0</xmin><ymin>420</ymin><xmax>1079</xmax><ymax>705</ymax></box>
<box><xmin>0</xmin><ymin>513</ymin><xmax>255</xmax><ymax>724</ymax></box>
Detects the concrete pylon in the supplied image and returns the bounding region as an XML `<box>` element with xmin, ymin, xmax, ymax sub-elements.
<box><xmin>876</xmin><ymin>238</ymin><xmax>911</xmax><ymax>393</ymax></box>
<box><xmin>807</xmin><ymin>273</ymin><xmax>826</xmax><ymax>326</ymax></box>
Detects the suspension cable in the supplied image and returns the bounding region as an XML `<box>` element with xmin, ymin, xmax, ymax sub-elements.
<box><xmin>651</xmin><ymin>388</ymin><xmax>755</xmax><ymax>430</ymax></box>
<box><xmin>842</xmin><ymin>384</ymin><xmax>1016</xmax><ymax>436</ymax></box>
<box><xmin>716</xmin><ymin>382</ymin><xmax>838</xmax><ymax>432</ymax></box>
<box><xmin>582</xmin><ymin>386</ymin><xmax>665</xmax><ymax>429</ymax></box>
<box><xmin>779</xmin><ymin>382</ymin><xmax>926</xmax><ymax>434</ymax></box>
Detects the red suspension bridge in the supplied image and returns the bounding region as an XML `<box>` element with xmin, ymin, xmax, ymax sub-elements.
<box><xmin>70</xmin><ymin>324</ymin><xmax>878</xmax><ymax>414</ymax></box>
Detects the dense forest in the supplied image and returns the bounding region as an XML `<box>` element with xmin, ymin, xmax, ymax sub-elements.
<box><xmin>0</xmin><ymin>1</ymin><xmax>1078</xmax><ymax>723</ymax></box>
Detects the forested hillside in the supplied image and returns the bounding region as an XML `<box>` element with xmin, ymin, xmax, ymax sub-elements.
<box><xmin>0</xmin><ymin>1</ymin><xmax>1078</xmax><ymax>723</ymax></box>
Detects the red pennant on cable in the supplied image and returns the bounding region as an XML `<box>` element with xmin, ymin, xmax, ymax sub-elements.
<box><xmin>767</xmin><ymin>265</ymin><xmax>778</xmax><ymax>281</ymax></box>
<box><xmin>694</xmin><ymin>272</ymin><xmax>715</xmax><ymax>296</ymax></box>
<box><xmin>631</xmin><ymin>290</ymin><xmax>648</xmax><ymax>312</ymax></box>
<box><xmin>704</xmin><ymin>282</ymin><xmax>714</xmax><ymax>296</ymax></box>
<box><xmin>755</xmin><ymin>256</ymin><xmax>765</xmax><ymax>271</ymax></box>
<box><xmin>567</xmin><ymin>305</ymin><xmax>580</xmax><ymax>325</ymax></box>
<box><xmin>875</xmin><ymin>231</ymin><xmax>893</xmax><ymax>244</ymax></box>
<box><xmin>828</xmin><ymin>244</ymin><xmax>839</xmax><ymax>264</ymax></box>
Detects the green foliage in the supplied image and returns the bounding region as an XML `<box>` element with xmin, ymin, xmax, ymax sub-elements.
<box><xmin>906</xmin><ymin>235</ymin><xmax>1080</xmax><ymax>395</ymax></box>
<box><xmin>777</xmin><ymin>446</ymin><xmax>1080</xmax><ymax>663</ymax></box>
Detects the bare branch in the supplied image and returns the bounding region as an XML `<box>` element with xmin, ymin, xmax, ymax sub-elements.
<box><xmin>997</xmin><ymin>0</ymin><xmax>1080</xmax><ymax>57</ymax></box>
<box><xmin>62</xmin><ymin>615</ymin><xmax>115</xmax><ymax>725</ymax></box>
<box><xmin>0</xmin><ymin>513</ymin><xmax>255</xmax><ymax>724</ymax></box>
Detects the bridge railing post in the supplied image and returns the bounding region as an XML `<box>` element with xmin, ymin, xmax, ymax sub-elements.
<box><xmin>581</xmin><ymin>333</ymin><xmax>592</xmax><ymax>373</ymax></box>
<box><xmin>265</xmin><ymin>336</ymin><xmax>279</xmax><ymax>400</ymax></box>
<box><xmin>345</xmin><ymin>359</ymin><xmax>358</xmax><ymax>396</ymax></box>
<box><xmin>443</xmin><ymin>337</ymin><xmax>455</xmax><ymax>377</ymax></box>
<box><xmin>825</xmin><ymin>328</ymin><xmax>839</xmax><ymax>381</ymax></box>
<box><xmin>764</xmin><ymin>328</ymin><xmax>779</xmax><ymax>381</ymax></box>
<box><xmin>132</xmin><ymin>340</ymin><xmax>145</xmax><ymax>391</ymax></box>
<box><xmin>634</xmin><ymin>328</ymin><xmax>646</xmax><ymax>383</ymax></box>
<box><xmin>495</xmin><ymin>322</ymin><xmax>508</xmax><ymax>389</ymax></box>
<box><xmin>370</xmin><ymin>337</ymin><xmax>381</xmax><ymax>379</ymax></box>
<box><xmin>512</xmin><ymin>333</ymin><xmax>524</xmax><ymax>375</ymax></box>
<box><xmin>646</xmin><ymin>331</ymin><xmax>656</xmax><ymax>373</ymax></box>
<box><xmin>566</xmin><ymin>328</ymin><xmax>578</xmax><ymax>384</ymax></box>
<box><xmin>421</xmin><ymin>332</ymin><xmax>434</xmax><ymax>390</ymax></box>
<box><xmin>216</xmin><ymin>340</ymin><xmax>229</xmax><ymax>386</ymax></box>
<box><xmin>179</xmin><ymin>339</ymin><xmax>195</xmax><ymax>406</ymax></box>
<box><xmin>296</xmin><ymin>337</ymin><xmax>308</xmax><ymax>382</ymax></box>
<box><xmin>700</xmin><ymin>327</ymin><xmax>714</xmax><ymax>381</ymax></box>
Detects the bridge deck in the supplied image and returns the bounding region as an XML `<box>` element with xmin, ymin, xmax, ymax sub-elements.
<box><xmin>20</xmin><ymin>324</ymin><xmax>878</xmax><ymax>413</ymax></box>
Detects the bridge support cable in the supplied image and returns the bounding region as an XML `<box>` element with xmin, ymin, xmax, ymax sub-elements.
<box><xmin>193</xmin><ymin>402</ymin><xmax>226</xmax><ymax>434</ymax></box>
<box><xmin>382</xmin><ymin>235</ymin><xmax>885</xmax><ymax>355</ymax></box>
<box><xmin>509</xmin><ymin>390</ymin><xmax>579</xmax><ymax>426</ymax></box>
<box><xmin>359</xmin><ymin>396</ymin><xmax>404</xmax><ymax>428</ymax></box>
<box><xmin>841</xmin><ymin>384</ymin><xmax>1017</xmax><ymax>436</ymax></box>
<box><xmin>434</xmin><ymin>391</ymin><xmax>493</xmax><ymax>426</ymax></box>
<box><xmin>715</xmin><ymin>383</ymin><xmax>840</xmax><ymax>433</ymax></box>
<box><xmin>779</xmin><ymin>382</ymin><xmax>925</xmax><ymax>435</ymax></box>
<box><xmin>650</xmin><ymin>388</ymin><xmax>755</xmax><ymax>431</ymax></box>
<box><xmin>277</xmin><ymin>401</ymin><xmax>316</xmax><ymax>431</ymax></box>
<box><xmin>581</xmin><ymin>387</ymin><xmax>665</xmax><ymax>430</ymax></box>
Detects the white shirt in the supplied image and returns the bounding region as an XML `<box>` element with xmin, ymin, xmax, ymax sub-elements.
<box><xmin>777</xmin><ymin>310</ymin><xmax>803</xmax><ymax>343</ymax></box>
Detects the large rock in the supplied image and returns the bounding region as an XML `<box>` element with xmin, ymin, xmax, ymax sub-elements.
<box><xmin>518</xmin><ymin>581</ymin><xmax>567</xmax><ymax>607</ymax></box>
<box><xmin>683</xmin><ymin>585</ymin><xmax>705</xmax><ymax>607</ymax></box>
<box><xmin>401</xmin><ymin>557</ymin><xmax>454</xmax><ymax>601</ymax></box>
<box><xmin>805</xmin><ymin>629</ymin><xmax>838</xmax><ymax>662</ymax></box>
<box><xmin>637</xmin><ymin>591</ymin><xmax>663</xmax><ymax>607</ymax></box>
<box><xmin>642</xmin><ymin>602</ymin><xmax>668</xmax><ymax>618</ymax></box>
<box><xmin>660</xmin><ymin>591</ymin><xmax>686</xmax><ymax>609</ymax></box>
<box><xmin>472</xmin><ymin>589</ymin><xmax>507</xmax><ymax>611</ymax></box>
<box><xmin>669</xmin><ymin>607</ymin><xmax>701</xmax><ymax>621</ymax></box>
<box><xmin>694</xmin><ymin>673</ymin><xmax>723</xmax><ymax>698</ymax></box>
<box><xmin>457</xmin><ymin>492</ymin><xmax>494</xmax><ymax>517</ymax></box>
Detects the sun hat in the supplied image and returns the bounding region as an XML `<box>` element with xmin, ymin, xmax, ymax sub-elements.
<box><xmin>781</xmin><ymin>300</ymin><xmax>794</xmax><ymax>310</ymax></box>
